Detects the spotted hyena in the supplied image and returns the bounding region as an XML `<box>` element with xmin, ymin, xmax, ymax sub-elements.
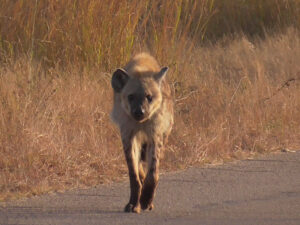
<box><xmin>111</xmin><ymin>53</ymin><xmax>174</xmax><ymax>213</ymax></box>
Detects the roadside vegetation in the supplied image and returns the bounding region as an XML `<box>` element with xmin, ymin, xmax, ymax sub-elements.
<box><xmin>0</xmin><ymin>0</ymin><xmax>300</xmax><ymax>201</ymax></box>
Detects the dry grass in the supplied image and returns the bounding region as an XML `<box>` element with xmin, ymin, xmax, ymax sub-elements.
<box><xmin>0</xmin><ymin>0</ymin><xmax>214</xmax><ymax>68</ymax></box>
<box><xmin>0</xmin><ymin>0</ymin><xmax>300</xmax><ymax>200</ymax></box>
<box><xmin>167</xmin><ymin>29</ymin><xmax>300</xmax><ymax>167</ymax></box>
<box><xmin>1</xmin><ymin>29</ymin><xmax>300</xmax><ymax>201</ymax></box>
<box><xmin>0</xmin><ymin>62</ymin><xmax>125</xmax><ymax>200</ymax></box>
<box><xmin>1</xmin><ymin>0</ymin><xmax>299</xmax><ymax>67</ymax></box>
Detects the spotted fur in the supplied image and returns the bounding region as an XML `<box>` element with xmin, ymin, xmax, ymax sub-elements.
<box><xmin>111</xmin><ymin>53</ymin><xmax>174</xmax><ymax>213</ymax></box>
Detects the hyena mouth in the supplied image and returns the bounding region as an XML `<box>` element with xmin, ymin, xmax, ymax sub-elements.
<box><xmin>133</xmin><ymin>115</ymin><xmax>148</xmax><ymax>123</ymax></box>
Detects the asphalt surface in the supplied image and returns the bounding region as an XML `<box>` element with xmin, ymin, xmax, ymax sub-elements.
<box><xmin>1</xmin><ymin>151</ymin><xmax>300</xmax><ymax>225</ymax></box>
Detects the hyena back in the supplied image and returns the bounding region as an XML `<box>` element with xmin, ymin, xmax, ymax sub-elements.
<box><xmin>111</xmin><ymin>53</ymin><xmax>174</xmax><ymax>213</ymax></box>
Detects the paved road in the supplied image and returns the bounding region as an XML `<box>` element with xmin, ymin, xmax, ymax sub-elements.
<box><xmin>1</xmin><ymin>151</ymin><xmax>300</xmax><ymax>225</ymax></box>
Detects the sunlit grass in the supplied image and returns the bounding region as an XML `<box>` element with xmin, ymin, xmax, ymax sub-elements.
<box><xmin>1</xmin><ymin>0</ymin><xmax>299</xmax><ymax>67</ymax></box>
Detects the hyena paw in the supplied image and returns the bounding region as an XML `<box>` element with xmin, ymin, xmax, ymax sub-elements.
<box><xmin>143</xmin><ymin>203</ymin><xmax>154</xmax><ymax>211</ymax></box>
<box><xmin>124</xmin><ymin>203</ymin><xmax>141</xmax><ymax>213</ymax></box>
<box><xmin>140</xmin><ymin>198</ymin><xmax>154</xmax><ymax>211</ymax></box>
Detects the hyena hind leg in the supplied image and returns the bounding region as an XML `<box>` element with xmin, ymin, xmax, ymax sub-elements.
<box><xmin>139</xmin><ymin>143</ymin><xmax>147</xmax><ymax>185</ymax></box>
<box><xmin>139</xmin><ymin>163</ymin><xmax>145</xmax><ymax>185</ymax></box>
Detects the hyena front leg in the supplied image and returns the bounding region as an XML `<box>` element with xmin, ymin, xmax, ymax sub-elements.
<box><xmin>122</xmin><ymin>137</ymin><xmax>142</xmax><ymax>213</ymax></box>
<box><xmin>140</xmin><ymin>138</ymin><xmax>162</xmax><ymax>210</ymax></box>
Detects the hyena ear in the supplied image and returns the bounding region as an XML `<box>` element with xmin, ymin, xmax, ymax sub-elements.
<box><xmin>154</xmin><ymin>67</ymin><xmax>168</xmax><ymax>84</ymax></box>
<box><xmin>111</xmin><ymin>68</ymin><xmax>129</xmax><ymax>93</ymax></box>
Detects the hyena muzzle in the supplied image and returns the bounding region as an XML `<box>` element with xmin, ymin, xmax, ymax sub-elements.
<box><xmin>110</xmin><ymin>53</ymin><xmax>174</xmax><ymax>213</ymax></box>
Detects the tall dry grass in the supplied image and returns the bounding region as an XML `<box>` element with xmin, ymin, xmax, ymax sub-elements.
<box><xmin>0</xmin><ymin>0</ymin><xmax>300</xmax><ymax>200</ymax></box>
<box><xmin>1</xmin><ymin>0</ymin><xmax>299</xmax><ymax>67</ymax></box>
<box><xmin>0</xmin><ymin>0</ymin><xmax>214</xmax><ymax>68</ymax></box>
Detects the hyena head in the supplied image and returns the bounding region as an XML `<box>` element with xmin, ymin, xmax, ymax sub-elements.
<box><xmin>111</xmin><ymin>67</ymin><xmax>168</xmax><ymax>123</ymax></box>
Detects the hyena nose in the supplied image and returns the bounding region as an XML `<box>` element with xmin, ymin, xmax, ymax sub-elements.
<box><xmin>133</xmin><ymin>108</ymin><xmax>145</xmax><ymax>120</ymax></box>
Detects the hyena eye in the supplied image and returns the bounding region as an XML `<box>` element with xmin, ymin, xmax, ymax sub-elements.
<box><xmin>128</xmin><ymin>94</ymin><xmax>135</xmax><ymax>102</ymax></box>
<box><xmin>146</xmin><ymin>94</ymin><xmax>153</xmax><ymax>103</ymax></box>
